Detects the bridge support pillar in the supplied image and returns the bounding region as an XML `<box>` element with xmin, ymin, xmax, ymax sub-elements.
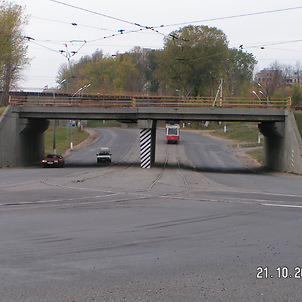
<box><xmin>138</xmin><ymin>120</ymin><xmax>157</xmax><ymax>168</ymax></box>
<box><xmin>19</xmin><ymin>118</ymin><xmax>49</xmax><ymax>166</ymax></box>
<box><xmin>0</xmin><ymin>107</ymin><xmax>49</xmax><ymax>167</ymax></box>
<box><xmin>259</xmin><ymin>111</ymin><xmax>302</xmax><ymax>173</ymax></box>
<box><xmin>259</xmin><ymin>121</ymin><xmax>285</xmax><ymax>171</ymax></box>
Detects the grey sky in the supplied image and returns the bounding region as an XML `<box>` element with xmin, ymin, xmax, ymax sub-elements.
<box><xmin>15</xmin><ymin>0</ymin><xmax>302</xmax><ymax>91</ymax></box>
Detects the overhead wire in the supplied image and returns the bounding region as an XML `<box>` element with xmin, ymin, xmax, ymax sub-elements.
<box><xmin>24</xmin><ymin>38</ymin><xmax>61</xmax><ymax>54</ymax></box>
<box><xmin>158</xmin><ymin>6</ymin><xmax>302</xmax><ymax>28</ymax></box>
<box><xmin>49</xmin><ymin>0</ymin><xmax>165</xmax><ymax>37</ymax></box>
<box><xmin>248</xmin><ymin>39</ymin><xmax>302</xmax><ymax>49</ymax></box>
<box><xmin>31</xmin><ymin>15</ymin><xmax>117</xmax><ymax>33</ymax></box>
<box><xmin>27</xmin><ymin>2</ymin><xmax>302</xmax><ymax>64</ymax></box>
<box><xmin>48</xmin><ymin>1</ymin><xmax>302</xmax><ymax>48</ymax></box>
<box><xmin>50</xmin><ymin>0</ymin><xmax>141</xmax><ymax>27</ymax></box>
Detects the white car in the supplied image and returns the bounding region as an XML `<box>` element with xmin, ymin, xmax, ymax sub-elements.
<box><xmin>96</xmin><ymin>148</ymin><xmax>112</xmax><ymax>163</ymax></box>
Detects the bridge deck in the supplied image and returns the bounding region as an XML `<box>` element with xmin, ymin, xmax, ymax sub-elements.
<box><xmin>13</xmin><ymin>106</ymin><xmax>287</xmax><ymax>122</ymax></box>
<box><xmin>9</xmin><ymin>92</ymin><xmax>289</xmax><ymax>122</ymax></box>
<box><xmin>9</xmin><ymin>92</ymin><xmax>290</xmax><ymax>109</ymax></box>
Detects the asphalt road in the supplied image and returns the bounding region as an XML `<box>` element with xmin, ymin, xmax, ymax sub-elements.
<box><xmin>0</xmin><ymin>127</ymin><xmax>302</xmax><ymax>302</ymax></box>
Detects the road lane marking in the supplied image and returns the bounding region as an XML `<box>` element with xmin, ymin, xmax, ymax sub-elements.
<box><xmin>261</xmin><ymin>203</ymin><xmax>302</xmax><ymax>209</ymax></box>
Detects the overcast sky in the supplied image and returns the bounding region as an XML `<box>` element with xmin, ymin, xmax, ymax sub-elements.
<box><xmin>14</xmin><ymin>0</ymin><xmax>302</xmax><ymax>91</ymax></box>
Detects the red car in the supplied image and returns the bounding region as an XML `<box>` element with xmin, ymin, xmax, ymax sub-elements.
<box><xmin>42</xmin><ymin>154</ymin><xmax>65</xmax><ymax>168</ymax></box>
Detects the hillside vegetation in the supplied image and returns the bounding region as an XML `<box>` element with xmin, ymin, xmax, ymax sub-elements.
<box><xmin>0</xmin><ymin>107</ymin><xmax>6</xmax><ymax>116</ymax></box>
<box><xmin>44</xmin><ymin>126</ymin><xmax>89</xmax><ymax>155</ymax></box>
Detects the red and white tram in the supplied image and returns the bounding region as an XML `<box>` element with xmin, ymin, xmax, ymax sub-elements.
<box><xmin>165</xmin><ymin>124</ymin><xmax>180</xmax><ymax>144</ymax></box>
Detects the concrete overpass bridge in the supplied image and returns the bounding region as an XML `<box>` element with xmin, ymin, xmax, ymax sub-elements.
<box><xmin>1</xmin><ymin>92</ymin><xmax>301</xmax><ymax>173</ymax></box>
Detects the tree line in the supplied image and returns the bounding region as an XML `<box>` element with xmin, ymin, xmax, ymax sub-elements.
<box><xmin>254</xmin><ymin>61</ymin><xmax>302</xmax><ymax>106</ymax></box>
<box><xmin>58</xmin><ymin>25</ymin><xmax>257</xmax><ymax>98</ymax></box>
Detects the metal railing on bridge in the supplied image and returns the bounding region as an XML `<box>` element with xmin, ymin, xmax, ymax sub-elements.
<box><xmin>9</xmin><ymin>93</ymin><xmax>291</xmax><ymax>109</ymax></box>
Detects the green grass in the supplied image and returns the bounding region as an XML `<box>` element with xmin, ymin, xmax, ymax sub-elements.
<box><xmin>0</xmin><ymin>107</ymin><xmax>6</xmax><ymax>116</ymax></box>
<box><xmin>246</xmin><ymin>149</ymin><xmax>263</xmax><ymax>164</ymax></box>
<box><xmin>87</xmin><ymin>120</ymin><xmax>122</xmax><ymax>127</ymax></box>
<box><xmin>206</xmin><ymin>122</ymin><xmax>264</xmax><ymax>164</ymax></box>
<box><xmin>44</xmin><ymin>126</ymin><xmax>89</xmax><ymax>155</ymax></box>
<box><xmin>211</xmin><ymin>122</ymin><xmax>260</xmax><ymax>143</ymax></box>
<box><xmin>228</xmin><ymin>113</ymin><xmax>302</xmax><ymax>165</ymax></box>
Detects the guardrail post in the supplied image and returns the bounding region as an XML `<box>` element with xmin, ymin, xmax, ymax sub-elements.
<box><xmin>287</xmin><ymin>97</ymin><xmax>292</xmax><ymax>109</ymax></box>
<box><xmin>132</xmin><ymin>98</ymin><xmax>136</xmax><ymax>107</ymax></box>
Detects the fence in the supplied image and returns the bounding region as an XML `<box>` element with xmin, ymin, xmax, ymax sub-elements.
<box><xmin>9</xmin><ymin>93</ymin><xmax>291</xmax><ymax>109</ymax></box>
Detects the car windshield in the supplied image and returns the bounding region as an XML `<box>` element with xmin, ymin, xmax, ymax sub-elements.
<box><xmin>99</xmin><ymin>148</ymin><xmax>110</xmax><ymax>154</ymax></box>
<box><xmin>47</xmin><ymin>155</ymin><xmax>59</xmax><ymax>158</ymax></box>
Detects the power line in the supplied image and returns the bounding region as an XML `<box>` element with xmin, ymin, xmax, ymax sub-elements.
<box><xmin>49</xmin><ymin>0</ymin><xmax>150</xmax><ymax>29</ymax></box>
<box><xmin>49</xmin><ymin>0</ymin><xmax>136</xmax><ymax>26</ymax></box>
<box><xmin>48</xmin><ymin>1</ymin><xmax>302</xmax><ymax>44</ymax></box>
<box><xmin>266</xmin><ymin>47</ymin><xmax>302</xmax><ymax>54</ymax></box>
<box><xmin>49</xmin><ymin>0</ymin><xmax>165</xmax><ymax>37</ymax></box>
<box><xmin>250</xmin><ymin>39</ymin><xmax>302</xmax><ymax>49</ymax></box>
<box><xmin>24</xmin><ymin>28</ymin><xmax>150</xmax><ymax>54</ymax></box>
<box><xmin>88</xmin><ymin>28</ymin><xmax>148</xmax><ymax>43</ymax></box>
<box><xmin>159</xmin><ymin>6</ymin><xmax>302</xmax><ymax>28</ymax></box>
<box><xmin>31</xmin><ymin>15</ymin><xmax>117</xmax><ymax>32</ymax></box>
<box><xmin>27</xmin><ymin>2</ymin><xmax>302</xmax><ymax>64</ymax></box>
<box><xmin>26</xmin><ymin>39</ymin><xmax>60</xmax><ymax>53</ymax></box>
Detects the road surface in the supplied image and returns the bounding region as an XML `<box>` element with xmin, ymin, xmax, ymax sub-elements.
<box><xmin>0</xmin><ymin>127</ymin><xmax>302</xmax><ymax>302</ymax></box>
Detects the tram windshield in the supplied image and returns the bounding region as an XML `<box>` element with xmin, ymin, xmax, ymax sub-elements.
<box><xmin>168</xmin><ymin>128</ymin><xmax>178</xmax><ymax>135</ymax></box>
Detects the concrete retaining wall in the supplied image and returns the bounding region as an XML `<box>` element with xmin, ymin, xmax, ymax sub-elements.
<box><xmin>283</xmin><ymin>112</ymin><xmax>302</xmax><ymax>174</ymax></box>
<box><xmin>260</xmin><ymin>111</ymin><xmax>302</xmax><ymax>174</ymax></box>
<box><xmin>0</xmin><ymin>106</ymin><xmax>49</xmax><ymax>167</ymax></box>
<box><xmin>0</xmin><ymin>106</ymin><xmax>21</xmax><ymax>167</ymax></box>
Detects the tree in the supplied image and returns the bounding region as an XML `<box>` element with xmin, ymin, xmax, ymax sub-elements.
<box><xmin>56</xmin><ymin>26</ymin><xmax>257</xmax><ymax>97</ymax></box>
<box><xmin>158</xmin><ymin>25</ymin><xmax>229</xmax><ymax>96</ymax></box>
<box><xmin>124</xmin><ymin>47</ymin><xmax>161</xmax><ymax>93</ymax></box>
<box><xmin>290</xmin><ymin>84</ymin><xmax>302</xmax><ymax>107</ymax></box>
<box><xmin>143</xmin><ymin>49</ymin><xmax>161</xmax><ymax>93</ymax></box>
<box><xmin>58</xmin><ymin>50</ymin><xmax>140</xmax><ymax>93</ymax></box>
<box><xmin>0</xmin><ymin>1</ymin><xmax>28</xmax><ymax>106</ymax></box>
<box><xmin>225</xmin><ymin>48</ymin><xmax>257</xmax><ymax>96</ymax></box>
<box><xmin>267</xmin><ymin>62</ymin><xmax>287</xmax><ymax>97</ymax></box>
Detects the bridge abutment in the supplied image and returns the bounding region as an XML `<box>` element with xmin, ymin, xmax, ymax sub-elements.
<box><xmin>0</xmin><ymin>106</ymin><xmax>20</xmax><ymax>167</ymax></box>
<box><xmin>19</xmin><ymin>118</ymin><xmax>49</xmax><ymax>166</ymax></box>
<box><xmin>259</xmin><ymin>111</ymin><xmax>302</xmax><ymax>173</ymax></box>
<box><xmin>0</xmin><ymin>106</ymin><xmax>49</xmax><ymax>167</ymax></box>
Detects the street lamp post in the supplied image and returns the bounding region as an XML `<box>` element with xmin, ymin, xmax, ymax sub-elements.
<box><xmin>52</xmin><ymin>79</ymin><xmax>66</xmax><ymax>154</ymax></box>
<box><xmin>81</xmin><ymin>84</ymin><xmax>91</xmax><ymax>96</ymax></box>
<box><xmin>257</xmin><ymin>83</ymin><xmax>269</xmax><ymax>106</ymax></box>
<box><xmin>252</xmin><ymin>90</ymin><xmax>261</xmax><ymax>102</ymax></box>
<box><xmin>53</xmin><ymin>121</ymin><xmax>57</xmax><ymax>154</ymax></box>
<box><xmin>70</xmin><ymin>84</ymin><xmax>91</xmax><ymax>150</ymax></box>
<box><xmin>70</xmin><ymin>120</ymin><xmax>73</xmax><ymax>150</ymax></box>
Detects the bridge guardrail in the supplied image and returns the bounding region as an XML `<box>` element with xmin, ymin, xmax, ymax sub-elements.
<box><xmin>9</xmin><ymin>94</ymin><xmax>291</xmax><ymax>109</ymax></box>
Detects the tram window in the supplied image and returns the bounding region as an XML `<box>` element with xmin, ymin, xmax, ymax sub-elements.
<box><xmin>168</xmin><ymin>128</ymin><xmax>178</xmax><ymax>135</ymax></box>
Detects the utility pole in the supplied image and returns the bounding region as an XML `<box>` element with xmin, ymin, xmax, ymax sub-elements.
<box><xmin>213</xmin><ymin>79</ymin><xmax>223</xmax><ymax>107</ymax></box>
<box><xmin>205</xmin><ymin>79</ymin><xmax>223</xmax><ymax>127</ymax></box>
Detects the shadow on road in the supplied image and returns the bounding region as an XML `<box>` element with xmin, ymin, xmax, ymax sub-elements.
<box><xmin>65</xmin><ymin>160</ymin><xmax>269</xmax><ymax>175</ymax></box>
<box><xmin>34</xmin><ymin>159</ymin><xmax>269</xmax><ymax>175</ymax></box>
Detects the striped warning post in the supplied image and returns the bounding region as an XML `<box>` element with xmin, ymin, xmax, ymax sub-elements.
<box><xmin>140</xmin><ymin>128</ymin><xmax>152</xmax><ymax>168</ymax></box>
